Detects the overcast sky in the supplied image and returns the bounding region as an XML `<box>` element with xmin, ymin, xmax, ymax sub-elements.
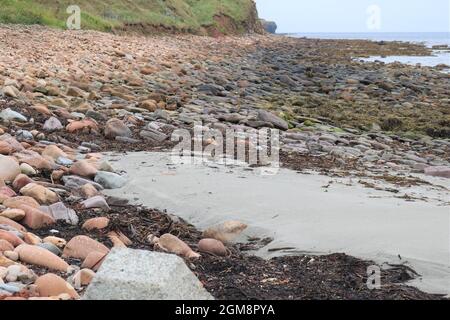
<box><xmin>255</xmin><ymin>0</ymin><xmax>450</xmax><ymax>33</ymax></box>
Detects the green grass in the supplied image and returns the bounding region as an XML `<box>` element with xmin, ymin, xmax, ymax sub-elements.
<box><xmin>0</xmin><ymin>0</ymin><xmax>256</xmax><ymax>33</ymax></box>
<box><xmin>0</xmin><ymin>0</ymin><xmax>64</xmax><ymax>28</ymax></box>
<box><xmin>187</xmin><ymin>0</ymin><xmax>253</xmax><ymax>25</ymax></box>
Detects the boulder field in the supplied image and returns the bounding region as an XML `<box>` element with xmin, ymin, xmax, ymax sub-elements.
<box><xmin>0</xmin><ymin>25</ymin><xmax>448</xmax><ymax>300</ymax></box>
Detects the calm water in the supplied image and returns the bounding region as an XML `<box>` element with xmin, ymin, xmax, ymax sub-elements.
<box><xmin>290</xmin><ymin>32</ymin><xmax>450</xmax><ymax>46</ymax></box>
<box><xmin>289</xmin><ymin>32</ymin><xmax>450</xmax><ymax>68</ymax></box>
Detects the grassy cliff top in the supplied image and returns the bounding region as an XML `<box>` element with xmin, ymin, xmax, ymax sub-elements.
<box><xmin>0</xmin><ymin>0</ymin><xmax>259</xmax><ymax>34</ymax></box>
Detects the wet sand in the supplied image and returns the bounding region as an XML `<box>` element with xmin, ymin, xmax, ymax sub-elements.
<box><xmin>104</xmin><ymin>151</ymin><xmax>450</xmax><ymax>296</ymax></box>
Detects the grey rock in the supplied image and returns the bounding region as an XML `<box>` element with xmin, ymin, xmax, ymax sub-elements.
<box><xmin>106</xmin><ymin>196</ymin><xmax>129</xmax><ymax>207</ymax></box>
<box><xmin>124</xmin><ymin>105</ymin><xmax>148</xmax><ymax>113</ymax></box>
<box><xmin>398</xmin><ymin>159</ymin><xmax>418</xmax><ymax>166</ymax></box>
<box><xmin>411</xmin><ymin>163</ymin><xmax>428</xmax><ymax>172</ymax></box>
<box><xmin>345</xmin><ymin>147</ymin><xmax>363</xmax><ymax>157</ymax></box>
<box><xmin>81</xmin><ymin>195</ymin><xmax>110</xmax><ymax>210</ymax></box>
<box><xmin>37</xmin><ymin>242</ymin><xmax>62</xmax><ymax>256</ymax></box>
<box><xmin>43</xmin><ymin>117</ymin><xmax>63</xmax><ymax>131</ymax></box>
<box><xmin>86</xmin><ymin>110</ymin><xmax>107</xmax><ymax>122</ymax></box>
<box><xmin>153</xmin><ymin>109</ymin><xmax>170</xmax><ymax>122</ymax></box>
<box><xmin>0</xmin><ymin>224</ymin><xmax>24</xmax><ymax>237</ymax></box>
<box><xmin>361</xmin><ymin>154</ymin><xmax>380</xmax><ymax>162</ymax></box>
<box><xmin>13</xmin><ymin>267</ymin><xmax>36</xmax><ymax>284</ymax></box>
<box><xmin>77</xmin><ymin>146</ymin><xmax>91</xmax><ymax>153</ymax></box>
<box><xmin>56</xmin><ymin>156</ymin><xmax>73</xmax><ymax>166</ymax></box>
<box><xmin>83</xmin><ymin>248</ymin><xmax>213</xmax><ymax>300</ymax></box>
<box><xmin>282</xmin><ymin>143</ymin><xmax>309</xmax><ymax>154</ymax></box>
<box><xmin>94</xmin><ymin>171</ymin><xmax>127</xmax><ymax>189</ymax></box>
<box><xmin>0</xmin><ymin>283</ymin><xmax>21</xmax><ymax>293</ymax></box>
<box><xmin>429</xmin><ymin>159</ymin><xmax>448</xmax><ymax>166</ymax></box>
<box><xmin>40</xmin><ymin>202</ymin><xmax>79</xmax><ymax>225</ymax></box>
<box><xmin>307</xmin><ymin>141</ymin><xmax>323</xmax><ymax>153</ymax></box>
<box><xmin>320</xmin><ymin>143</ymin><xmax>334</xmax><ymax>153</ymax></box>
<box><xmin>330</xmin><ymin>146</ymin><xmax>362</xmax><ymax>159</ymax></box>
<box><xmin>115</xmin><ymin>136</ymin><xmax>141</xmax><ymax>144</ymax></box>
<box><xmin>336</xmin><ymin>137</ymin><xmax>350</xmax><ymax>146</ymax></box>
<box><xmin>277</xmin><ymin>75</ymin><xmax>297</xmax><ymax>86</ymax></box>
<box><xmin>424</xmin><ymin>166</ymin><xmax>450</xmax><ymax>178</ymax></box>
<box><xmin>178</xmin><ymin>113</ymin><xmax>196</xmax><ymax>124</ymax></box>
<box><xmin>319</xmin><ymin>133</ymin><xmax>338</xmax><ymax>144</ymax></box>
<box><xmin>380</xmin><ymin>152</ymin><xmax>394</xmax><ymax>161</ymax></box>
<box><xmin>370</xmin><ymin>140</ymin><xmax>391</xmax><ymax>150</ymax></box>
<box><xmin>62</xmin><ymin>175</ymin><xmax>103</xmax><ymax>190</ymax></box>
<box><xmin>284</xmin><ymin>132</ymin><xmax>310</xmax><ymax>141</ymax></box>
<box><xmin>197</xmin><ymin>84</ymin><xmax>224</xmax><ymax>96</ymax></box>
<box><xmin>146</xmin><ymin>121</ymin><xmax>165</xmax><ymax>131</ymax></box>
<box><xmin>283</xmin><ymin>138</ymin><xmax>305</xmax><ymax>145</ymax></box>
<box><xmin>257</xmin><ymin>110</ymin><xmax>288</xmax><ymax>130</ymax></box>
<box><xmin>218</xmin><ymin>113</ymin><xmax>245</xmax><ymax>124</ymax></box>
<box><xmin>81</xmin><ymin>142</ymin><xmax>101</xmax><ymax>150</ymax></box>
<box><xmin>260</xmin><ymin>19</ymin><xmax>277</xmax><ymax>34</ymax></box>
<box><xmin>0</xmin><ymin>108</ymin><xmax>27</xmax><ymax>122</ymax></box>
<box><xmin>16</xmin><ymin>130</ymin><xmax>33</xmax><ymax>140</ymax></box>
<box><xmin>405</xmin><ymin>153</ymin><xmax>427</xmax><ymax>164</ymax></box>
<box><xmin>354</xmin><ymin>144</ymin><xmax>370</xmax><ymax>152</ymax></box>
<box><xmin>245</xmin><ymin>120</ymin><xmax>273</xmax><ymax>129</ymax></box>
<box><xmin>34</xmin><ymin>86</ymin><xmax>48</xmax><ymax>94</ymax></box>
<box><xmin>140</xmin><ymin>129</ymin><xmax>168</xmax><ymax>142</ymax></box>
<box><xmin>70</xmin><ymin>112</ymin><xmax>85</xmax><ymax>119</ymax></box>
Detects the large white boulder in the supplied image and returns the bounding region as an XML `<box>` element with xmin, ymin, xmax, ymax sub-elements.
<box><xmin>83</xmin><ymin>248</ymin><xmax>213</xmax><ymax>300</ymax></box>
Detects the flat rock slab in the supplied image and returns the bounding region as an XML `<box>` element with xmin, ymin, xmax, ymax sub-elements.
<box><xmin>62</xmin><ymin>175</ymin><xmax>104</xmax><ymax>190</ymax></box>
<box><xmin>139</xmin><ymin>129</ymin><xmax>168</xmax><ymax>142</ymax></box>
<box><xmin>83</xmin><ymin>248</ymin><xmax>213</xmax><ymax>300</ymax></box>
<box><xmin>40</xmin><ymin>202</ymin><xmax>79</xmax><ymax>225</ymax></box>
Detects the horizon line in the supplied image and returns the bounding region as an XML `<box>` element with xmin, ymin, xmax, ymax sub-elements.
<box><xmin>278</xmin><ymin>31</ymin><xmax>450</xmax><ymax>35</ymax></box>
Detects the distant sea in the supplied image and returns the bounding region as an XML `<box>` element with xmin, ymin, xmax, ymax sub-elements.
<box><xmin>288</xmin><ymin>32</ymin><xmax>450</xmax><ymax>68</ymax></box>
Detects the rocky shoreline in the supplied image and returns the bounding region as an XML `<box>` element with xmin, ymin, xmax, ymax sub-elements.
<box><xmin>0</xmin><ymin>25</ymin><xmax>449</xmax><ymax>299</ymax></box>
